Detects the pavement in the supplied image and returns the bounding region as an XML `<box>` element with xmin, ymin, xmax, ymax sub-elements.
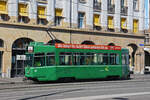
<box><xmin>0</xmin><ymin>77</ymin><xmax>24</xmax><ymax>84</ymax></box>
<box><xmin>0</xmin><ymin>74</ymin><xmax>150</xmax><ymax>85</ymax></box>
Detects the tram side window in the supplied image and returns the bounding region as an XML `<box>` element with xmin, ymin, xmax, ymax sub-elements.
<box><xmin>93</xmin><ymin>53</ymin><xmax>98</xmax><ymax>65</ymax></box>
<box><xmin>122</xmin><ymin>54</ymin><xmax>126</xmax><ymax>65</ymax></box>
<box><xmin>59</xmin><ymin>52</ymin><xmax>72</xmax><ymax>65</ymax></box>
<box><xmin>98</xmin><ymin>53</ymin><xmax>108</xmax><ymax>65</ymax></box>
<box><xmin>122</xmin><ymin>54</ymin><xmax>129</xmax><ymax>65</ymax></box>
<box><xmin>34</xmin><ymin>53</ymin><xmax>45</xmax><ymax>67</ymax></box>
<box><xmin>26</xmin><ymin>54</ymin><xmax>33</xmax><ymax>67</ymax></box>
<box><xmin>85</xmin><ymin>53</ymin><xmax>95</xmax><ymax>65</ymax></box>
<box><xmin>110</xmin><ymin>53</ymin><xmax>120</xmax><ymax>65</ymax></box>
<box><xmin>80</xmin><ymin>53</ymin><xmax>85</xmax><ymax>65</ymax></box>
<box><xmin>126</xmin><ymin>54</ymin><xmax>129</xmax><ymax>65</ymax></box>
<box><xmin>46</xmin><ymin>53</ymin><xmax>55</xmax><ymax>66</ymax></box>
<box><xmin>73</xmin><ymin>53</ymin><xmax>80</xmax><ymax>65</ymax></box>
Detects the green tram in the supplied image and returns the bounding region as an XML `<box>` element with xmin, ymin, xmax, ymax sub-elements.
<box><xmin>25</xmin><ymin>42</ymin><xmax>130</xmax><ymax>82</ymax></box>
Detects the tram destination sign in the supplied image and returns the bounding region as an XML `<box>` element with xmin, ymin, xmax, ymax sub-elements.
<box><xmin>55</xmin><ymin>43</ymin><xmax>121</xmax><ymax>50</ymax></box>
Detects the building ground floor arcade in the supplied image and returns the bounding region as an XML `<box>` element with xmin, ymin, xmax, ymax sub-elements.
<box><xmin>0</xmin><ymin>24</ymin><xmax>146</xmax><ymax>78</ymax></box>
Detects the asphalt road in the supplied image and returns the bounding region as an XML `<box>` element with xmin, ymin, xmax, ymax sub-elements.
<box><xmin>0</xmin><ymin>77</ymin><xmax>150</xmax><ymax>100</ymax></box>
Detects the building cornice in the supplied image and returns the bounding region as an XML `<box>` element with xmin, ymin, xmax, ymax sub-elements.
<box><xmin>0</xmin><ymin>23</ymin><xmax>145</xmax><ymax>39</ymax></box>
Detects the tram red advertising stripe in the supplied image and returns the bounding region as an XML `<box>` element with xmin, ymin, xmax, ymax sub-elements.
<box><xmin>55</xmin><ymin>43</ymin><xmax>121</xmax><ymax>50</ymax></box>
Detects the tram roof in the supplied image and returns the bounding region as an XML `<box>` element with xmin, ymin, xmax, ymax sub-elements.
<box><xmin>26</xmin><ymin>42</ymin><xmax>130</xmax><ymax>54</ymax></box>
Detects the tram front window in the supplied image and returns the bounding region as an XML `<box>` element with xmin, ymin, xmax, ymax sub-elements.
<box><xmin>34</xmin><ymin>53</ymin><xmax>45</xmax><ymax>67</ymax></box>
<box><xmin>25</xmin><ymin>54</ymin><xmax>33</xmax><ymax>67</ymax></box>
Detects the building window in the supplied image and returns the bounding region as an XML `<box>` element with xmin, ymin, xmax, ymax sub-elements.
<box><xmin>107</xmin><ymin>0</ymin><xmax>115</xmax><ymax>14</ymax></box>
<box><xmin>0</xmin><ymin>14</ymin><xmax>9</xmax><ymax>21</ymax></box>
<box><xmin>108</xmin><ymin>16</ymin><xmax>114</xmax><ymax>31</ymax></box>
<box><xmin>121</xmin><ymin>18</ymin><xmax>128</xmax><ymax>33</ymax></box>
<box><xmin>18</xmin><ymin>16</ymin><xmax>29</xmax><ymax>23</ymax></box>
<box><xmin>37</xmin><ymin>6</ymin><xmax>47</xmax><ymax>25</ymax></box>
<box><xmin>55</xmin><ymin>9</ymin><xmax>63</xmax><ymax>26</ymax></box>
<box><xmin>145</xmin><ymin>34</ymin><xmax>149</xmax><ymax>45</ymax></box>
<box><xmin>79</xmin><ymin>0</ymin><xmax>86</xmax><ymax>3</ymax></box>
<box><xmin>133</xmin><ymin>19</ymin><xmax>139</xmax><ymax>33</ymax></box>
<box><xmin>93</xmin><ymin>14</ymin><xmax>101</xmax><ymax>30</ymax></box>
<box><xmin>78</xmin><ymin>12</ymin><xmax>85</xmax><ymax>28</ymax></box>
<box><xmin>0</xmin><ymin>1</ymin><xmax>9</xmax><ymax>21</ymax></box>
<box><xmin>93</xmin><ymin>0</ymin><xmax>101</xmax><ymax>11</ymax></box>
<box><xmin>133</xmin><ymin>0</ymin><xmax>139</xmax><ymax>11</ymax></box>
<box><xmin>121</xmin><ymin>0</ymin><xmax>128</xmax><ymax>15</ymax></box>
<box><xmin>18</xmin><ymin>3</ymin><xmax>29</xmax><ymax>23</ymax></box>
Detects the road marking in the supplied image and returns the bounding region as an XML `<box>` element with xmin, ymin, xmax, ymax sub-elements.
<box><xmin>56</xmin><ymin>92</ymin><xmax>150</xmax><ymax>100</ymax></box>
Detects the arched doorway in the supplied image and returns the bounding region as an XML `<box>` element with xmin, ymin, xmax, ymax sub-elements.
<box><xmin>108</xmin><ymin>43</ymin><xmax>115</xmax><ymax>46</ymax></box>
<box><xmin>11</xmin><ymin>38</ymin><xmax>33</xmax><ymax>77</ymax></box>
<box><xmin>48</xmin><ymin>39</ymin><xmax>64</xmax><ymax>45</ymax></box>
<box><xmin>127</xmin><ymin>44</ymin><xmax>138</xmax><ymax>73</ymax></box>
<box><xmin>81</xmin><ymin>40</ymin><xmax>95</xmax><ymax>45</ymax></box>
<box><xmin>0</xmin><ymin>39</ymin><xmax>4</xmax><ymax>76</ymax></box>
<box><xmin>144</xmin><ymin>51</ymin><xmax>150</xmax><ymax>73</ymax></box>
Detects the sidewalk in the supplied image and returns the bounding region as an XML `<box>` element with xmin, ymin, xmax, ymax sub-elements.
<box><xmin>0</xmin><ymin>77</ymin><xmax>24</xmax><ymax>84</ymax></box>
<box><xmin>0</xmin><ymin>74</ymin><xmax>150</xmax><ymax>85</ymax></box>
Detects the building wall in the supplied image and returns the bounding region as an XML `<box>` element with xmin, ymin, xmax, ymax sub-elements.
<box><xmin>0</xmin><ymin>0</ymin><xmax>146</xmax><ymax>77</ymax></box>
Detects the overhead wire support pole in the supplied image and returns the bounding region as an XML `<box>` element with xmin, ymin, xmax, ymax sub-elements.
<box><xmin>70</xmin><ymin>0</ymin><xmax>72</xmax><ymax>44</ymax></box>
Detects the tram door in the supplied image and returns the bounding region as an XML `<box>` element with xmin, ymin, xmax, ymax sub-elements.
<box><xmin>0</xmin><ymin>51</ymin><xmax>3</xmax><ymax>77</ymax></box>
<box><xmin>122</xmin><ymin>53</ymin><xmax>129</xmax><ymax>77</ymax></box>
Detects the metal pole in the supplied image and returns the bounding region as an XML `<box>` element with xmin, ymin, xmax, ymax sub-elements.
<box><xmin>70</xmin><ymin>0</ymin><xmax>72</xmax><ymax>44</ymax></box>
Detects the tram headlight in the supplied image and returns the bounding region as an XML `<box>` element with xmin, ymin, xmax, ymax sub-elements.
<box><xmin>34</xmin><ymin>69</ymin><xmax>37</xmax><ymax>72</ymax></box>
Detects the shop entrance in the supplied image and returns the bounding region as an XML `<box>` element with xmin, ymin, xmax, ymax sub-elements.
<box><xmin>11</xmin><ymin>38</ymin><xmax>33</xmax><ymax>77</ymax></box>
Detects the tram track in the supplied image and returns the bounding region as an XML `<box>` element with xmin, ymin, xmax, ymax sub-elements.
<box><xmin>0</xmin><ymin>79</ymin><xmax>150</xmax><ymax>100</ymax></box>
<box><xmin>0</xmin><ymin>78</ymin><xmax>150</xmax><ymax>100</ymax></box>
<box><xmin>0</xmin><ymin>78</ymin><xmax>150</xmax><ymax>91</ymax></box>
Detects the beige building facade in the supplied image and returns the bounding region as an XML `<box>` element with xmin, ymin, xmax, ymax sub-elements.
<box><xmin>0</xmin><ymin>0</ymin><xmax>146</xmax><ymax>78</ymax></box>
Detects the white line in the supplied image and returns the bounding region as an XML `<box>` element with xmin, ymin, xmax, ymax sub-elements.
<box><xmin>56</xmin><ymin>92</ymin><xmax>150</xmax><ymax>100</ymax></box>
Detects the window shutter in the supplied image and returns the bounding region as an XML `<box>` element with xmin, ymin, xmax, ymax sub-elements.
<box><xmin>94</xmin><ymin>14</ymin><xmax>100</xmax><ymax>26</ymax></box>
<box><xmin>19</xmin><ymin>4</ymin><xmax>28</xmax><ymax>16</ymax></box>
<box><xmin>108</xmin><ymin>16</ymin><xmax>114</xmax><ymax>29</ymax></box>
<box><xmin>55</xmin><ymin>9</ymin><xmax>62</xmax><ymax>17</ymax></box>
<box><xmin>121</xmin><ymin>18</ymin><xmax>127</xmax><ymax>29</ymax></box>
<box><xmin>0</xmin><ymin>1</ymin><xmax>7</xmax><ymax>14</ymax></box>
<box><xmin>38</xmin><ymin>6</ymin><xmax>46</xmax><ymax>19</ymax></box>
<box><xmin>133</xmin><ymin>19</ymin><xmax>138</xmax><ymax>33</ymax></box>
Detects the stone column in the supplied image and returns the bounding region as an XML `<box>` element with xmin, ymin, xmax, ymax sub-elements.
<box><xmin>29</xmin><ymin>0</ymin><xmax>37</xmax><ymax>25</ymax></box>
<box><xmin>62</xmin><ymin>0</ymin><xmax>70</xmax><ymax>28</ymax></box>
<box><xmin>101</xmin><ymin>0</ymin><xmax>107</xmax><ymax>31</ymax></box>
<box><xmin>114</xmin><ymin>0</ymin><xmax>121</xmax><ymax>32</ymax></box>
<box><xmin>134</xmin><ymin>48</ymin><xmax>145</xmax><ymax>74</ymax></box>
<box><xmin>139</xmin><ymin>0</ymin><xmax>145</xmax><ymax>33</ymax></box>
<box><xmin>2</xmin><ymin>50</ymin><xmax>12</xmax><ymax>78</ymax></box>
<box><xmin>86</xmin><ymin>0</ymin><xmax>93</xmax><ymax>30</ymax></box>
<box><xmin>8</xmin><ymin>0</ymin><xmax>18</xmax><ymax>23</ymax></box>
<box><xmin>72</xmin><ymin>0</ymin><xmax>78</xmax><ymax>28</ymax></box>
<box><xmin>47</xmin><ymin>0</ymin><xmax>55</xmax><ymax>26</ymax></box>
<box><xmin>127</xmin><ymin>0</ymin><xmax>133</xmax><ymax>33</ymax></box>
